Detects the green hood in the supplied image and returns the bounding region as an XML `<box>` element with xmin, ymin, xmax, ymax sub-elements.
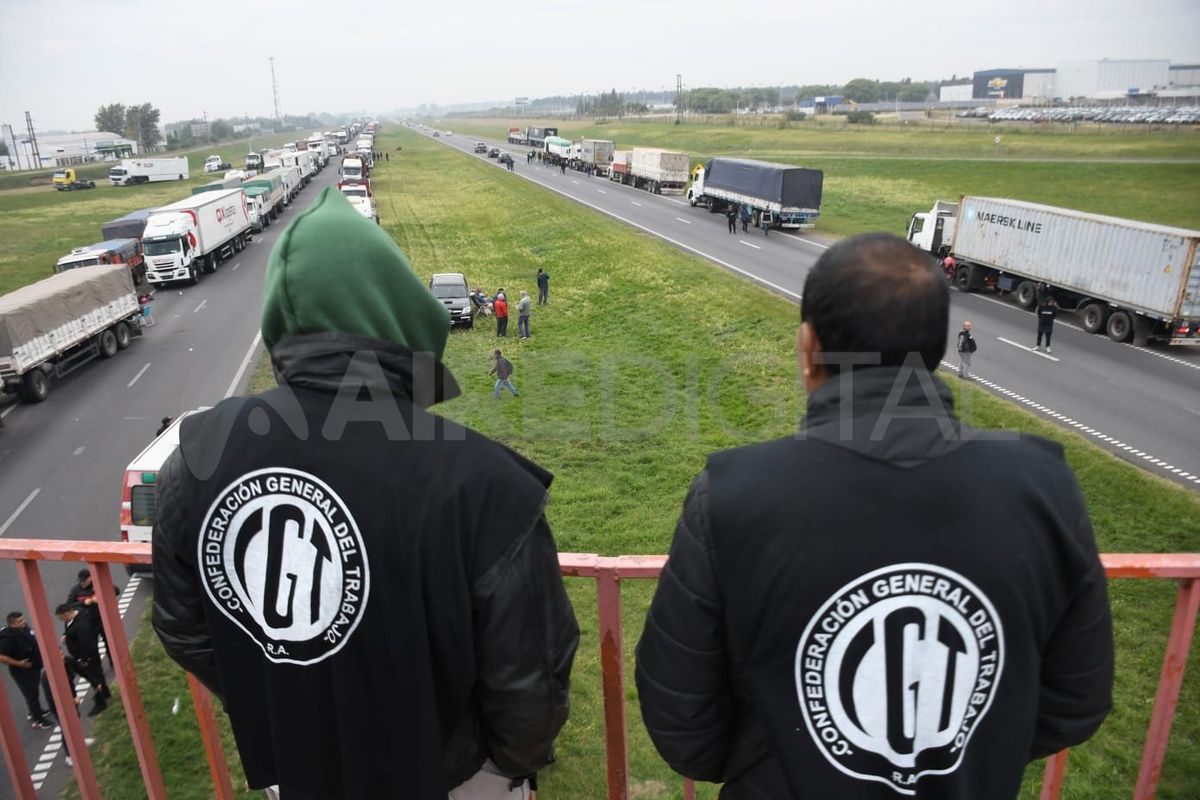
<box><xmin>261</xmin><ymin>188</ymin><xmax>449</xmax><ymax>357</ymax></box>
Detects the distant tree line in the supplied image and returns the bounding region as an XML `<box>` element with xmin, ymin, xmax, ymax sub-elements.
<box><xmin>674</xmin><ymin>78</ymin><xmax>935</xmax><ymax>113</ymax></box>
<box><xmin>575</xmin><ymin>89</ymin><xmax>649</xmax><ymax>117</ymax></box>
<box><xmin>94</xmin><ymin>103</ymin><xmax>162</xmax><ymax>149</ymax></box>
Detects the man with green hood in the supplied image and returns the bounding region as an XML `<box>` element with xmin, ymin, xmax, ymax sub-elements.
<box><xmin>151</xmin><ymin>189</ymin><xmax>579</xmax><ymax>800</ymax></box>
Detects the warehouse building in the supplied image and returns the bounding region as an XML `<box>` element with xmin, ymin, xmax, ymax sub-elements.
<box><xmin>0</xmin><ymin>128</ymin><xmax>139</xmax><ymax>170</ymax></box>
<box><xmin>1056</xmin><ymin>59</ymin><xmax>1170</xmax><ymax>100</ymax></box>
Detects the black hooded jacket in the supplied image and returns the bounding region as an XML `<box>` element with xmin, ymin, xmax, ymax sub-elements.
<box><xmin>152</xmin><ymin>334</ymin><xmax>579</xmax><ymax>799</ymax></box>
<box><xmin>636</xmin><ymin>366</ymin><xmax>1113</xmax><ymax>799</ymax></box>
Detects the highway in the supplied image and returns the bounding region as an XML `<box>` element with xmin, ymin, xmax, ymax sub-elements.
<box><xmin>0</xmin><ymin>163</ymin><xmax>342</xmax><ymax>799</ymax></box>
<box><xmin>427</xmin><ymin>127</ymin><xmax>1200</xmax><ymax>490</ymax></box>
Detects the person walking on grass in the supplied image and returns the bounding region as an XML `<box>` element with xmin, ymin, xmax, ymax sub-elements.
<box><xmin>490</xmin><ymin>350</ymin><xmax>519</xmax><ymax>398</ymax></box>
<box><xmin>517</xmin><ymin>291</ymin><xmax>532</xmax><ymax>339</ymax></box>
<box><xmin>957</xmin><ymin>320</ymin><xmax>977</xmax><ymax>379</ymax></box>
<box><xmin>1035</xmin><ymin>285</ymin><xmax>1058</xmax><ymax>353</ymax></box>
<box><xmin>537</xmin><ymin>269</ymin><xmax>549</xmax><ymax>305</ymax></box>
<box><xmin>495</xmin><ymin>293</ymin><xmax>509</xmax><ymax>337</ymax></box>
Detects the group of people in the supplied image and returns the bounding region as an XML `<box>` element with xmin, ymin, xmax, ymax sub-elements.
<box><xmin>1</xmin><ymin>569</ymin><xmax>116</xmax><ymax>764</ymax></box>
<box><xmin>475</xmin><ymin>270</ymin><xmax>551</xmax><ymax>400</ymax></box>
<box><xmin>725</xmin><ymin>202</ymin><xmax>759</xmax><ymax>235</ymax></box>
<box><xmin>956</xmin><ymin>282</ymin><xmax>1060</xmax><ymax>379</ymax></box>
<box><xmin>143</xmin><ymin>194</ymin><xmax>1112</xmax><ymax>800</ymax></box>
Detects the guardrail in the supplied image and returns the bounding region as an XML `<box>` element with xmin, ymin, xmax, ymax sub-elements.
<box><xmin>0</xmin><ymin>541</ymin><xmax>1195</xmax><ymax>800</ymax></box>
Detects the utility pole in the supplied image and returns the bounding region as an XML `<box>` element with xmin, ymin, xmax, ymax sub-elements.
<box><xmin>675</xmin><ymin>73</ymin><xmax>684</xmax><ymax>123</ymax></box>
<box><xmin>270</xmin><ymin>56</ymin><xmax>282</xmax><ymax>124</ymax></box>
<box><xmin>24</xmin><ymin>111</ymin><xmax>41</xmax><ymax>169</ymax></box>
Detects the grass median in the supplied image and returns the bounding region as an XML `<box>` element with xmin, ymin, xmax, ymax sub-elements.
<box><xmin>68</xmin><ymin>127</ymin><xmax>1198</xmax><ymax>800</ymax></box>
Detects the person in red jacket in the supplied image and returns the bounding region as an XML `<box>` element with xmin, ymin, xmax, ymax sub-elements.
<box><xmin>495</xmin><ymin>294</ymin><xmax>509</xmax><ymax>337</ymax></box>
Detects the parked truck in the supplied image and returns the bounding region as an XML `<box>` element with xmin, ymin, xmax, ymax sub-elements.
<box><xmin>191</xmin><ymin>175</ymin><xmax>243</xmax><ymax>195</ymax></box>
<box><xmin>544</xmin><ymin>136</ymin><xmax>573</xmax><ymax>160</ymax></box>
<box><xmin>908</xmin><ymin>197</ymin><xmax>1200</xmax><ymax>346</ymax></box>
<box><xmin>51</xmin><ymin>167</ymin><xmax>96</xmax><ymax>190</ymax></box>
<box><xmin>688</xmin><ymin>158</ymin><xmax>824</xmax><ymax>230</ymax></box>
<box><xmin>569</xmin><ymin>139</ymin><xmax>615</xmax><ymax>176</ymax></box>
<box><xmin>100</xmin><ymin>208</ymin><xmax>157</xmax><ymax>241</ymax></box>
<box><xmin>240</xmin><ymin>172</ymin><xmax>286</xmax><ymax>228</ymax></box>
<box><xmin>628</xmin><ymin>148</ymin><xmax>690</xmax><ymax>195</ymax></box>
<box><xmin>55</xmin><ymin>237</ymin><xmax>150</xmax><ymax>296</ymax></box>
<box><xmin>109</xmin><ymin>157</ymin><xmax>189</xmax><ymax>186</ymax></box>
<box><xmin>609</xmin><ymin>150</ymin><xmax>632</xmax><ymax>183</ymax></box>
<box><xmin>525</xmin><ymin>126</ymin><xmax>559</xmax><ymax>149</ymax></box>
<box><xmin>141</xmin><ymin>189</ymin><xmax>250</xmax><ymax>286</ymax></box>
<box><xmin>507</xmin><ymin>127</ymin><xmax>525</xmax><ymax>145</ymax></box>
<box><xmin>0</xmin><ymin>266</ymin><xmax>144</xmax><ymax>403</ymax></box>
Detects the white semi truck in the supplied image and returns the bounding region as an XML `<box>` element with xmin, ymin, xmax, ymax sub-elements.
<box><xmin>908</xmin><ymin>196</ymin><xmax>1200</xmax><ymax>346</ymax></box>
<box><xmin>141</xmin><ymin>189</ymin><xmax>251</xmax><ymax>286</ymax></box>
<box><xmin>109</xmin><ymin>157</ymin><xmax>189</xmax><ymax>186</ymax></box>
<box><xmin>0</xmin><ymin>266</ymin><xmax>144</xmax><ymax>403</ymax></box>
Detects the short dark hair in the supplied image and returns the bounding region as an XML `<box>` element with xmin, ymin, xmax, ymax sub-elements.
<box><xmin>55</xmin><ymin>603</ymin><xmax>74</xmax><ymax>615</ymax></box>
<box><xmin>801</xmin><ymin>233</ymin><xmax>948</xmax><ymax>373</ymax></box>
<box><xmin>78</xmin><ymin>569</ymin><xmax>91</xmax><ymax>580</ymax></box>
<box><xmin>6</xmin><ymin>611</ymin><xmax>22</xmax><ymax>624</ymax></box>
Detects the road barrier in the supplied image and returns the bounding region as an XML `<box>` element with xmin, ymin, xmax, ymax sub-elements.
<box><xmin>0</xmin><ymin>541</ymin><xmax>1195</xmax><ymax>800</ymax></box>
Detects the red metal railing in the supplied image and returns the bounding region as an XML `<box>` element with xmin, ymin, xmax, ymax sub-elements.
<box><xmin>0</xmin><ymin>541</ymin><xmax>1196</xmax><ymax>800</ymax></box>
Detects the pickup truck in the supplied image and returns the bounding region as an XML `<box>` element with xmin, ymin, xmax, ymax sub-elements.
<box><xmin>52</xmin><ymin>168</ymin><xmax>96</xmax><ymax>190</ymax></box>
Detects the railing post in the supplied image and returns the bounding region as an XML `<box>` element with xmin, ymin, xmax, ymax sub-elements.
<box><xmin>16</xmin><ymin>558</ymin><xmax>102</xmax><ymax>800</ymax></box>
<box><xmin>188</xmin><ymin>672</ymin><xmax>236</xmax><ymax>800</ymax></box>
<box><xmin>91</xmin><ymin>562</ymin><xmax>167</xmax><ymax>799</ymax></box>
<box><xmin>1134</xmin><ymin>577</ymin><xmax>1200</xmax><ymax>799</ymax></box>
<box><xmin>1038</xmin><ymin>750</ymin><xmax>1069</xmax><ymax>800</ymax></box>
<box><xmin>595</xmin><ymin>561</ymin><xmax>630</xmax><ymax>800</ymax></box>
<box><xmin>0</xmin><ymin>665</ymin><xmax>38</xmax><ymax>799</ymax></box>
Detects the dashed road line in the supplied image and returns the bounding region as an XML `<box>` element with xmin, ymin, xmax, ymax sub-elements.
<box><xmin>944</xmin><ymin>362</ymin><xmax>1199</xmax><ymax>486</ymax></box>
<box><xmin>630</xmin><ymin>201</ymin><xmax>642</xmax><ymax>207</ymax></box>
<box><xmin>232</xmin><ymin>261</ymin><xmax>241</xmax><ymax>272</ymax></box>
<box><xmin>0</xmin><ymin>488</ymin><xmax>40</xmax><ymax>536</ymax></box>
<box><xmin>675</xmin><ymin>217</ymin><xmax>691</xmax><ymax>225</ymax></box>
<box><xmin>72</xmin><ymin>447</ymin><xmax>85</xmax><ymax>456</ymax></box>
<box><xmin>596</xmin><ymin>189</ymin><xmax>607</xmax><ymax>194</ymax></box>
<box><xmin>127</xmin><ymin>362</ymin><xmax>151</xmax><ymax>388</ymax></box>
<box><xmin>739</xmin><ymin>241</ymin><xmax>762</xmax><ymax>250</ymax></box>
<box><xmin>192</xmin><ymin>299</ymin><xmax>207</xmax><ymax>314</ymax></box>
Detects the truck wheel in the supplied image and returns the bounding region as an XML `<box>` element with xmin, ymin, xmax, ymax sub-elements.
<box><xmin>21</xmin><ymin>369</ymin><xmax>50</xmax><ymax>403</ymax></box>
<box><xmin>114</xmin><ymin>322</ymin><xmax>132</xmax><ymax>350</ymax></box>
<box><xmin>955</xmin><ymin>266</ymin><xmax>974</xmax><ymax>293</ymax></box>
<box><xmin>188</xmin><ymin>265</ymin><xmax>200</xmax><ymax>285</ymax></box>
<box><xmin>688</xmin><ymin>194</ymin><xmax>696</xmax><ymax>207</ymax></box>
<box><xmin>1015</xmin><ymin>281</ymin><xmax>1038</xmax><ymax>309</ymax></box>
<box><xmin>1081</xmin><ymin>303</ymin><xmax>1109</xmax><ymax>334</ymax></box>
<box><xmin>98</xmin><ymin>329</ymin><xmax>118</xmax><ymax>359</ymax></box>
<box><xmin>1106</xmin><ymin>311</ymin><xmax>1133</xmax><ymax>343</ymax></box>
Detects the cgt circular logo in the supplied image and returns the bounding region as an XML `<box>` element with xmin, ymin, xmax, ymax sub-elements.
<box><xmin>795</xmin><ymin>563</ymin><xmax>1003</xmax><ymax>795</ymax></box>
<box><xmin>198</xmin><ymin>468</ymin><xmax>370</xmax><ymax>665</ymax></box>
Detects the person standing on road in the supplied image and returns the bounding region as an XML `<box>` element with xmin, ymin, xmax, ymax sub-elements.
<box><xmin>636</xmin><ymin>232</ymin><xmax>1113</xmax><ymax>800</ymax></box>
<box><xmin>761</xmin><ymin>210</ymin><xmax>771</xmax><ymax>237</ymax></box>
<box><xmin>151</xmin><ymin>188</ymin><xmax>577</xmax><ymax>799</ymax></box>
<box><xmin>56</xmin><ymin>604</ymin><xmax>110</xmax><ymax>717</ymax></box>
<box><xmin>726</xmin><ymin>205</ymin><xmax>737</xmax><ymax>234</ymax></box>
<box><xmin>66</xmin><ymin>568</ymin><xmax>116</xmax><ymax>666</ymax></box>
<box><xmin>517</xmin><ymin>291</ymin><xmax>532</xmax><ymax>339</ymax></box>
<box><xmin>1035</xmin><ymin>286</ymin><xmax>1059</xmax><ymax>353</ymax></box>
<box><xmin>0</xmin><ymin>611</ymin><xmax>56</xmax><ymax>728</ymax></box>
<box><xmin>537</xmin><ymin>269</ymin><xmax>549</xmax><ymax>305</ymax></box>
<box><xmin>490</xmin><ymin>349</ymin><xmax>519</xmax><ymax>399</ymax></box>
<box><xmin>739</xmin><ymin>203</ymin><xmax>751</xmax><ymax>233</ymax></box>
<box><xmin>495</xmin><ymin>293</ymin><xmax>509</xmax><ymax>337</ymax></box>
<box><xmin>957</xmin><ymin>320</ymin><xmax>977</xmax><ymax>378</ymax></box>
<box><xmin>559</xmin><ymin>161</ymin><xmax>566</xmax><ymax>176</ymax></box>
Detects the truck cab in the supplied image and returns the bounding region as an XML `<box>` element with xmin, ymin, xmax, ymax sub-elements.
<box><xmin>245</xmin><ymin>152</ymin><xmax>264</xmax><ymax>173</ymax></box>
<box><xmin>204</xmin><ymin>155</ymin><xmax>230</xmax><ymax>173</ymax></box>
<box><xmin>339</xmin><ymin>181</ymin><xmax>378</xmax><ymax>224</ymax></box>
<box><xmin>52</xmin><ymin>168</ymin><xmax>95</xmax><ymax>190</ymax></box>
<box><xmin>142</xmin><ymin>213</ymin><xmax>199</xmax><ymax>285</ymax></box>
<box><xmin>341</xmin><ymin>156</ymin><xmax>367</xmax><ymax>182</ymax></box>
<box><xmin>907</xmin><ymin>201</ymin><xmax>959</xmax><ymax>256</ymax></box>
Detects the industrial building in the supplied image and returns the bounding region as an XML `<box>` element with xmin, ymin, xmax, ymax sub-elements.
<box><xmin>970</xmin><ymin>60</ymin><xmax>1198</xmax><ymax>102</ymax></box>
<box><xmin>0</xmin><ymin>127</ymin><xmax>139</xmax><ymax>170</ymax></box>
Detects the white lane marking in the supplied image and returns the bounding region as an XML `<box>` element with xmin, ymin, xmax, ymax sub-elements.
<box><xmin>675</xmin><ymin>217</ymin><xmax>692</xmax><ymax>225</ymax></box>
<box><xmin>630</xmin><ymin>201</ymin><xmax>642</xmax><ymax>207</ymax></box>
<box><xmin>944</xmin><ymin>361</ymin><xmax>1199</xmax><ymax>486</ymax></box>
<box><xmin>73</xmin><ymin>447</ymin><xmax>85</xmax><ymax>456</ymax></box>
<box><xmin>0</xmin><ymin>488</ymin><xmax>41</xmax><ymax>536</ymax></box>
<box><xmin>0</xmin><ymin>404</ymin><xmax>14</xmax><ymax>419</ymax></box>
<box><xmin>29</xmin><ymin>575</ymin><xmax>143</xmax><ymax>789</ymax></box>
<box><xmin>739</xmin><ymin>241</ymin><xmax>762</xmax><ymax>250</ymax></box>
<box><xmin>226</xmin><ymin>330</ymin><xmax>263</xmax><ymax>398</ymax></box>
<box><xmin>597</xmin><ymin>189</ymin><xmax>607</xmax><ymax>194</ymax></box>
<box><xmin>127</xmin><ymin>362</ymin><xmax>151</xmax><ymax>388</ymax></box>
<box><xmin>571</xmin><ymin>180</ymin><xmax>580</xmax><ymax>185</ymax></box>
<box><xmin>232</xmin><ymin>262</ymin><xmax>241</xmax><ymax>271</ymax></box>
<box><xmin>193</xmin><ymin>299</ymin><xmax>207</xmax><ymax>314</ymax></box>
<box><xmin>997</xmin><ymin>337</ymin><xmax>1061</xmax><ymax>362</ymax></box>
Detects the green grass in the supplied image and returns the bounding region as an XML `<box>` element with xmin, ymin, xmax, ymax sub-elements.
<box><xmin>64</xmin><ymin>126</ymin><xmax>1200</xmax><ymax>800</ymax></box>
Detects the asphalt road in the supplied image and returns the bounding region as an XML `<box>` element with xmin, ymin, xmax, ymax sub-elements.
<box><xmin>0</xmin><ymin>163</ymin><xmax>342</xmax><ymax>799</ymax></box>
<box><xmin>429</xmin><ymin>127</ymin><xmax>1200</xmax><ymax>490</ymax></box>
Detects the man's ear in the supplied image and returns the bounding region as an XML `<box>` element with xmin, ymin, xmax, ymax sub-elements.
<box><xmin>800</xmin><ymin>321</ymin><xmax>826</xmax><ymax>393</ymax></box>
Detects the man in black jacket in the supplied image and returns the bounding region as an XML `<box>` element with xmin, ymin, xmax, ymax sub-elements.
<box><xmin>151</xmin><ymin>189</ymin><xmax>578</xmax><ymax>800</ymax></box>
<box><xmin>636</xmin><ymin>233</ymin><xmax>1113</xmax><ymax>799</ymax></box>
<box><xmin>0</xmin><ymin>611</ymin><xmax>55</xmax><ymax>728</ymax></box>
<box><xmin>56</xmin><ymin>604</ymin><xmax>110</xmax><ymax>717</ymax></box>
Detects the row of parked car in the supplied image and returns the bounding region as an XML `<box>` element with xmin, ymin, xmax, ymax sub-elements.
<box><xmin>473</xmin><ymin>141</ymin><xmax>515</xmax><ymax>166</ymax></box>
<box><xmin>959</xmin><ymin>105</ymin><xmax>1200</xmax><ymax>124</ymax></box>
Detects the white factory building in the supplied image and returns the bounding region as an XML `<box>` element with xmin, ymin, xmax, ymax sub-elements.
<box><xmin>969</xmin><ymin>59</ymin><xmax>1200</xmax><ymax>102</ymax></box>
<box><xmin>0</xmin><ymin>128</ymin><xmax>139</xmax><ymax>170</ymax></box>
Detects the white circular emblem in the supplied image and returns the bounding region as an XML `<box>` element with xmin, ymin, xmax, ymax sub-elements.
<box><xmin>198</xmin><ymin>468</ymin><xmax>370</xmax><ymax>665</ymax></box>
<box><xmin>795</xmin><ymin>563</ymin><xmax>1003</xmax><ymax>795</ymax></box>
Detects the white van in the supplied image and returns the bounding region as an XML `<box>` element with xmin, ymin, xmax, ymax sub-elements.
<box><xmin>120</xmin><ymin>409</ymin><xmax>207</xmax><ymax>568</ymax></box>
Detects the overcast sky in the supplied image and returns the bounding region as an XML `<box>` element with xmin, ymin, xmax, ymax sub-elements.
<box><xmin>1</xmin><ymin>0</ymin><xmax>1197</xmax><ymax>132</ymax></box>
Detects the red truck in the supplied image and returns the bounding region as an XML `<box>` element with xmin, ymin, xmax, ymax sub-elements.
<box><xmin>608</xmin><ymin>150</ymin><xmax>632</xmax><ymax>184</ymax></box>
<box><xmin>507</xmin><ymin>127</ymin><xmax>525</xmax><ymax>144</ymax></box>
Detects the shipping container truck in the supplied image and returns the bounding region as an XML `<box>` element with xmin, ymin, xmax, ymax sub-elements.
<box><xmin>191</xmin><ymin>176</ymin><xmax>243</xmax><ymax>195</ymax></box>
<box><xmin>688</xmin><ymin>158</ymin><xmax>823</xmax><ymax>230</ymax></box>
<box><xmin>108</xmin><ymin>157</ymin><xmax>189</xmax><ymax>186</ymax></box>
<box><xmin>908</xmin><ymin>197</ymin><xmax>1200</xmax><ymax>346</ymax></box>
<box><xmin>525</xmin><ymin>126</ymin><xmax>559</xmax><ymax>149</ymax></box>
<box><xmin>609</xmin><ymin>150</ymin><xmax>632</xmax><ymax>183</ymax></box>
<box><xmin>340</xmin><ymin>155</ymin><xmax>368</xmax><ymax>184</ymax></box>
<box><xmin>240</xmin><ymin>172</ymin><xmax>285</xmax><ymax>228</ymax></box>
<box><xmin>141</xmin><ymin>189</ymin><xmax>250</xmax><ymax>286</ymax></box>
<box><xmin>507</xmin><ymin>127</ymin><xmax>525</xmax><ymax>144</ymax></box>
<box><xmin>629</xmin><ymin>148</ymin><xmax>690</xmax><ymax>195</ymax></box>
<box><xmin>544</xmin><ymin>136</ymin><xmax>572</xmax><ymax>160</ymax></box>
<box><xmin>569</xmin><ymin>139</ymin><xmax>615</xmax><ymax>175</ymax></box>
<box><xmin>0</xmin><ymin>265</ymin><xmax>144</xmax><ymax>403</ymax></box>
<box><xmin>100</xmin><ymin>208</ymin><xmax>157</xmax><ymax>241</ymax></box>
